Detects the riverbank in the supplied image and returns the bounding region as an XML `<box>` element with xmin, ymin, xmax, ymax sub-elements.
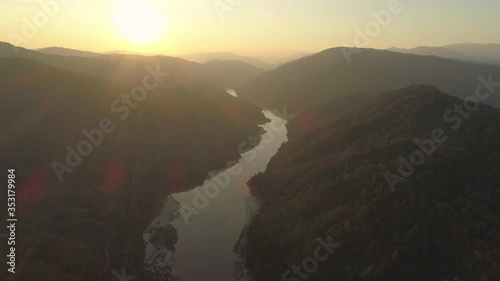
<box><xmin>143</xmin><ymin>108</ymin><xmax>288</xmax><ymax>281</ymax></box>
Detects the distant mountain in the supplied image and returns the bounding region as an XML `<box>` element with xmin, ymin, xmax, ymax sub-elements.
<box><xmin>246</xmin><ymin>85</ymin><xmax>500</xmax><ymax>281</ymax></box>
<box><xmin>0</xmin><ymin>57</ymin><xmax>267</xmax><ymax>281</ymax></box>
<box><xmin>444</xmin><ymin>43</ymin><xmax>500</xmax><ymax>62</ymax></box>
<box><xmin>38</xmin><ymin>46</ymin><xmax>98</xmax><ymax>58</ymax></box>
<box><xmin>388</xmin><ymin>46</ymin><xmax>479</xmax><ymax>61</ymax></box>
<box><xmin>256</xmin><ymin>52</ymin><xmax>311</xmax><ymax>65</ymax></box>
<box><xmin>103</xmin><ymin>49</ymin><xmax>152</xmax><ymax>54</ymax></box>
<box><xmin>182</xmin><ymin>51</ymin><xmax>274</xmax><ymax>69</ymax></box>
<box><xmin>0</xmin><ymin>42</ymin><xmax>264</xmax><ymax>89</ymax></box>
<box><xmin>200</xmin><ymin>59</ymin><xmax>263</xmax><ymax>86</ymax></box>
<box><xmin>389</xmin><ymin>44</ymin><xmax>500</xmax><ymax>65</ymax></box>
<box><xmin>236</xmin><ymin>47</ymin><xmax>500</xmax><ymax>113</ymax></box>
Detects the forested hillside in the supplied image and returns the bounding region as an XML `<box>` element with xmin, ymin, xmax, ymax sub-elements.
<box><xmin>0</xmin><ymin>42</ymin><xmax>264</xmax><ymax>89</ymax></box>
<box><xmin>246</xmin><ymin>85</ymin><xmax>500</xmax><ymax>281</ymax></box>
<box><xmin>0</xmin><ymin>57</ymin><xmax>266</xmax><ymax>281</ymax></box>
<box><xmin>236</xmin><ymin>48</ymin><xmax>500</xmax><ymax>113</ymax></box>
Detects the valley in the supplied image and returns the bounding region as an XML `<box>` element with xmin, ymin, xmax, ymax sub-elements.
<box><xmin>0</xmin><ymin>33</ymin><xmax>499</xmax><ymax>281</ymax></box>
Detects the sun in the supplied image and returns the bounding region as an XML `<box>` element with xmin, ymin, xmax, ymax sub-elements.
<box><xmin>114</xmin><ymin>0</ymin><xmax>166</xmax><ymax>44</ymax></box>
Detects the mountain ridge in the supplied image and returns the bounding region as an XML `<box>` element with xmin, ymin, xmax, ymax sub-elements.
<box><xmin>236</xmin><ymin>47</ymin><xmax>500</xmax><ymax>113</ymax></box>
<box><xmin>0</xmin><ymin>56</ymin><xmax>268</xmax><ymax>281</ymax></box>
<box><xmin>246</xmin><ymin>85</ymin><xmax>500</xmax><ymax>281</ymax></box>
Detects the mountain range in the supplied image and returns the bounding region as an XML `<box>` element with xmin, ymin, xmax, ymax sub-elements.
<box><xmin>389</xmin><ymin>43</ymin><xmax>500</xmax><ymax>65</ymax></box>
<box><xmin>0</xmin><ymin>42</ymin><xmax>264</xmax><ymax>89</ymax></box>
<box><xmin>236</xmin><ymin>47</ymin><xmax>500</xmax><ymax>113</ymax></box>
<box><xmin>1</xmin><ymin>42</ymin><xmax>499</xmax><ymax>281</ymax></box>
<box><xmin>0</xmin><ymin>52</ymin><xmax>267</xmax><ymax>280</ymax></box>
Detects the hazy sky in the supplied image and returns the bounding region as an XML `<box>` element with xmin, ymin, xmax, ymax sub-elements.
<box><xmin>1</xmin><ymin>0</ymin><xmax>499</xmax><ymax>58</ymax></box>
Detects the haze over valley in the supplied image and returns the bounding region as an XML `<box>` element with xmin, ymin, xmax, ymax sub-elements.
<box><xmin>0</xmin><ymin>1</ymin><xmax>499</xmax><ymax>281</ymax></box>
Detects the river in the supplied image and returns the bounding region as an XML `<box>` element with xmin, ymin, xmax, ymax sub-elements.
<box><xmin>143</xmin><ymin>91</ymin><xmax>288</xmax><ymax>281</ymax></box>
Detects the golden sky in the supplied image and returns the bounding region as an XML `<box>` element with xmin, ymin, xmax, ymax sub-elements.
<box><xmin>1</xmin><ymin>0</ymin><xmax>500</xmax><ymax>58</ymax></box>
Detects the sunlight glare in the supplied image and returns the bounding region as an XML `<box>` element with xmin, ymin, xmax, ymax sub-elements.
<box><xmin>114</xmin><ymin>0</ymin><xmax>166</xmax><ymax>44</ymax></box>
